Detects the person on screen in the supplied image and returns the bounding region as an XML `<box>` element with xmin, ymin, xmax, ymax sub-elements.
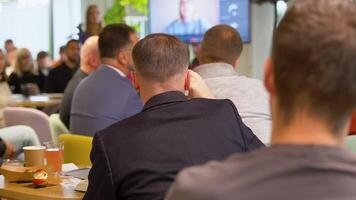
<box><xmin>165</xmin><ymin>0</ymin><xmax>212</xmax><ymax>35</ymax></box>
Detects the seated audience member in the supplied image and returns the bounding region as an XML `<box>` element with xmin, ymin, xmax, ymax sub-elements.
<box><xmin>46</xmin><ymin>39</ymin><xmax>80</xmax><ymax>93</ymax></box>
<box><xmin>36</xmin><ymin>51</ymin><xmax>52</xmax><ymax>76</ymax></box>
<box><xmin>195</xmin><ymin>25</ymin><xmax>271</xmax><ymax>144</ymax></box>
<box><xmin>60</xmin><ymin>36</ymin><xmax>100</xmax><ymax>128</ymax></box>
<box><xmin>8</xmin><ymin>48</ymin><xmax>45</xmax><ymax>94</ymax></box>
<box><xmin>0</xmin><ymin>50</ymin><xmax>13</xmax><ymax>127</ymax></box>
<box><xmin>4</xmin><ymin>39</ymin><xmax>16</xmax><ymax>54</ymax></box>
<box><xmin>0</xmin><ymin>126</ymin><xmax>40</xmax><ymax>161</ymax></box>
<box><xmin>166</xmin><ymin>0</ymin><xmax>356</xmax><ymax>199</ymax></box>
<box><xmin>52</xmin><ymin>46</ymin><xmax>67</xmax><ymax>68</ymax></box>
<box><xmin>70</xmin><ymin>24</ymin><xmax>142</xmax><ymax>136</ymax></box>
<box><xmin>5</xmin><ymin>48</ymin><xmax>17</xmax><ymax>76</ymax></box>
<box><xmin>83</xmin><ymin>34</ymin><xmax>263</xmax><ymax>200</ymax></box>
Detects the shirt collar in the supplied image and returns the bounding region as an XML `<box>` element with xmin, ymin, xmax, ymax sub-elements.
<box><xmin>103</xmin><ymin>65</ymin><xmax>126</xmax><ymax>77</ymax></box>
<box><xmin>142</xmin><ymin>91</ymin><xmax>188</xmax><ymax>112</ymax></box>
<box><xmin>194</xmin><ymin>63</ymin><xmax>237</xmax><ymax>79</ymax></box>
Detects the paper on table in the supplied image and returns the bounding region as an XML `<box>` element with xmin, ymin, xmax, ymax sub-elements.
<box><xmin>62</xmin><ymin>163</ymin><xmax>79</xmax><ymax>172</ymax></box>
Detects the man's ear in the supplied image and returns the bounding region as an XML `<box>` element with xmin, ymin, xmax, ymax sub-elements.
<box><xmin>132</xmin><ymin>72</ymin><xmax>140</xmax><ymax>92</ymax></box>
<box><xmin>117</xmin><ymin>52</ymin><xmax>127</xmax><ymax>66</ymax></box>
<box><xmin>264</xmin><ymin>58</ymin><xmax>275</xmax><ymax>95</ymax></box>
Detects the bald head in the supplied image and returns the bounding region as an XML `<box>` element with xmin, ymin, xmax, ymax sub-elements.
<box><xmin>80</xmin><ymin>36</ymin><xmax>100</xmax><ymax>74</ymax></box>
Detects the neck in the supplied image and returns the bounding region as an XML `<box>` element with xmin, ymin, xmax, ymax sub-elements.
<box><xmin>101</xmin><ymin>58</ymin><xmax>129</xmax><ymax>76</ymax></box>
<box><xmin>271</xmin><ymin>113</ymin><xmax>346</xmax><ymax>148</ymax></box>
<box><xmin>80</xmin><ymin>64</ymin><xmax>92</xmax><ymax>75</ymax></box>
<box><xmin>139</xmin><ymin>79</ymin><xmax>185</xmax><ymax>104</ymax></box>
<box><xmin>65</xmin><ymin>60</ymin><xmax>77</xmax><ymax>69</ymax></box>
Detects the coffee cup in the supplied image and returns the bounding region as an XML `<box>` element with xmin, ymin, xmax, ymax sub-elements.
<box><xmin>23</xmin><ymin>146</ymin><xmax>46</xmax><ymax>167</ymax></box>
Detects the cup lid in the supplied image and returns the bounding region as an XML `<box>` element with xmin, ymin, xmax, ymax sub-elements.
<box><xmin>23</xmin><ymin>146</ymin><xmax>46</xmax><ymax>151</ymax></box>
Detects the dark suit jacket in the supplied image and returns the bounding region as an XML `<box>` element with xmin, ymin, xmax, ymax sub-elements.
<box><xmin>45</xmin><ymin>62</ymin><xmax>77</xmax><ymax>93</ymax></box>
<box><xmin>83</xmin><ymin>91</ymin><xmax>264</xmax><ymax>200</ymax></box>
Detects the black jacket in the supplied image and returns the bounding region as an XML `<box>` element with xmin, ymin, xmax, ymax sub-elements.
<box><xmin>84</xmin><ymin>91</ymin><xmax>264</xmax><ymax>200</ymax></box>
<box><xmin>45</xmin><ymin>63</ymin><xmax>77</xmax><ymax>93</ymax></box>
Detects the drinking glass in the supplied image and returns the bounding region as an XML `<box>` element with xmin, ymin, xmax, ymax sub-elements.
<box><xmin>43</xmin><ymin>142</ymin><xmax>64</xmax><ymax>173</ymax></box>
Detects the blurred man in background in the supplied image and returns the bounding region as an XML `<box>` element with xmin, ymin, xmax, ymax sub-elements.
<box><xmin>60</xmin><ymin>36</ymin><xmax>100</xmax><ymax>128</ymax></box>
<box><xmin>46</xmin><ymin>39</ymin><xmax>80</xmax><ymax>93</ymax></box>
<box><xmin>195</xmin><ymin>25</ymin><xmax>271</xmax><ymax>144</ymax></box>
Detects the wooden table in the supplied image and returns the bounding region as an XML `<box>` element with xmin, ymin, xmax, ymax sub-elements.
<box><xmin>0</xmin><ymin>176</ymin><xmax>84</xmax><ymax>200</ymax></box>
<box><xmin>12</xmin><ymin>94</ymin><xmax>63</xmax><ymax>108</ymax></box>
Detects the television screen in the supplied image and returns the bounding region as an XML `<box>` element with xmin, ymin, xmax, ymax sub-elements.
<box><xmin>149</xmin><ymin>0</ymin><xmax>251</xmax><ymax>43</ymax></box>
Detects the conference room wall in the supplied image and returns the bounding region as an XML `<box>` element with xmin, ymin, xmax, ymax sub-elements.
<box><xmin>233</xmin><ymin>3</ymin><xmax>274</xmax><ymax>80</ymax></box>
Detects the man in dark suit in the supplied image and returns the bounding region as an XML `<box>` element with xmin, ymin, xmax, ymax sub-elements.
<box><xmin>83</xmin><ymin>34</ymin><xmax>264</xmax><ymax>200</ymax></box>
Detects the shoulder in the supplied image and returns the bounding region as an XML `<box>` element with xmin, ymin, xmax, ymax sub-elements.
<box><xmin>167</xmin><ymin>160</ymin><xmax>234</xmax><ymax>200</ymax></box>
<box><xmin>48</xmin><ymin>65</ymin><xmax>63</xmax><ymax>75</ymax></box>
<box><xmin>190</xmin><ymin>98</ymin><xmax>237</xmax><ymax>113</ymax></box>
<box><xmin>9</xmin><ymin>73</ymin><xmax>18</xmax><ymax>79</ymax></box>
<box><xmin>167</xmin><ymin>150</ymin><xmax>267</xmax><ymax>200</ymax></box>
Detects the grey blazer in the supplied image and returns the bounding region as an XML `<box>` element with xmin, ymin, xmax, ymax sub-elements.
<box><xmin>70</xmin><ymin>65</ymin><xmax>142</xmax><ymax>136</ymax></box>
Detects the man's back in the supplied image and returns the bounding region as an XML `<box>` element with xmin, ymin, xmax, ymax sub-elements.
<box><xmin>70</xmin><ymin>65</ymin><xmax>142</xmax><ymax>135</ymax></box>
<box><xmin>60</xmin><ymin>69</ymin><xmax>88</xmax><ymax>128</ymax></box>
<box><xmin>84</xmin><ymin>91</ymin><xmax>263</xmax><ymax>200</ymax></box>
<box><xmin>167</xmin><ymin>145</ymin><xmax>356</xmax><ymax>200</ymax></box>
<box><xmin>195</xmin><ymin>63</ymin><xmax>271</xmax><ymax>144</ymax></box>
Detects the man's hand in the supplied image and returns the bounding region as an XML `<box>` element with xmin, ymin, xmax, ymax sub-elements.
<box><xmin>3</xmin><ymin>141</ymin><xmax>16</xmax><ymax>159</ymax></box>
<box><xmin>188</xmin><ymin>70</ymin><xmax>214</xmax><ymax>99</ymax></box>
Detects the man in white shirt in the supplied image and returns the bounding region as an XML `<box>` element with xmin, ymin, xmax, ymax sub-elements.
<box><xmin>70</xmin><ymin>24</ymin><xmax>142</xmax><ymax>136</ymax></box>
<box><xmin>194</xmin><ymin>25</ymin><xmax>271</xmax><ymax>144</ymax></box>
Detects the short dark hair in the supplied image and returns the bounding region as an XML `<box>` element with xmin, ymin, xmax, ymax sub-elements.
<box><xmin>66</xmin><ymin>39</ymin><xmax>79</xmax><ymax>48</ymax></box>
<box><xmin>5</xmin><ymin>39</ymin><xmax>13</xmax><ymax>44</ymax></box>
<box><xmin>132</xmin><ymin>34</ymin><xmax>189</xmax><ymax>82</ymax></box>
<box><xmin>200</xmin><ymin>25</ymin><xmax>243</xmax><ymax>66</ymax></box>
<box><xmin>99</xmin><ymin>24</ymin><xmax>136</xmax><ymax>58</ymax></box>
<box><xmin>59</xmin><ymin>46</ymin><xmax>66</xmax><ymax>53</ymax></box>
<box><xmin>37</xmin><ymin>51</ymin><xmax>49</xmax><ymax>61</ymax></box>
<box><xmin>272</xmin><ymin>0</ymin><xmax>356</xmax><ymax>133</ymax></box>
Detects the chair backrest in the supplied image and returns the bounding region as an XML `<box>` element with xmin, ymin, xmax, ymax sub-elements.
<box><xmin>59</xmin><ymin>134</ymin><xmax>93</xmax><ymax>166</ymax></box>
<box><xmin>49</xmin><ymin>114</ymin><xmax>69</xmax><ymax>145</ymax></box>
<box><xmin>346</xmin><ymin>135</ymin><xmax>356</xmax><ymax>152</ymax></box>
<box><xmin>350</xmin><ymin>113</ymin><xmax>356</xmax><ymax>135</ymax></box>
<box><xmin>3</xmin><ymin>107</ymin><xmax>52</xmax><ymax>143</ymax></box>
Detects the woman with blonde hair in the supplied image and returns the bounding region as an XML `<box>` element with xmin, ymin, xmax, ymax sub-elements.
<box><xmin>8</xmin><ymin>48</ymin><xmax>45</xmax><ymax>94</ymax></box>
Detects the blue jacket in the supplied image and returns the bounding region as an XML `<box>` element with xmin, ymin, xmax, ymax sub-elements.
<box><xmin>70</xmin><ymin>65</ymin><xmax>142</xmax><ymax>136</ymax></box>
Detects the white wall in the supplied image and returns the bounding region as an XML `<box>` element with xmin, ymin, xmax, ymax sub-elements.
<box><xmin>0</xmin><ymin>0</ymin><xmax>82</xmax><ymax>59</ymax></box>
<box><xmin>0</xmin><ymin>1</ymin><xmax>50</xmax><ymax>56</ymax></box>
<box><xmin>52</xmin><ymin>0</ymin><xmax>82</xmax><ymax>59</ymax></box>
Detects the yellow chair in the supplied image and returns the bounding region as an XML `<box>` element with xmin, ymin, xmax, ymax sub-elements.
<box><xmin>59</xmin><ymin>134</ymin><xmax>93</xmax><ymax>166</ymax></box>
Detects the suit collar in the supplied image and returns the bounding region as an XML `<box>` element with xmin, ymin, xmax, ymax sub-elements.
<box><xmin>102</xmin><ymin>65</ymin><xmax>126</xmax><ymax>77</ymax></box>
<box><xmin>195</xmin><ymin>63</ymin><xmax>237</xmax><ymax>79</ymax></box>
<box><xmin>143</xmin><ymin>91</ymin><xmax>188</xmax><ymax>112</ymax></box>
